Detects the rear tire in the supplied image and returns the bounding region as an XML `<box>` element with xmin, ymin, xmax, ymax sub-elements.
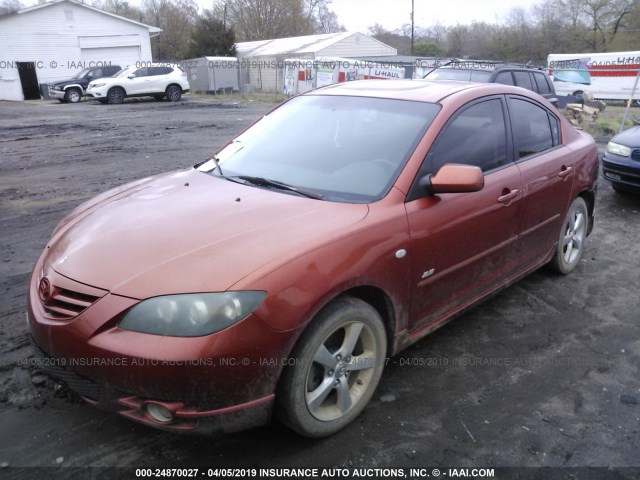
<box><xmin>550</xmin><ymin>197</ymin><xmax>588</xmax><ymax>274</ymax></box>
<box><xmin>165</xmin><ymin>85</ymin><xmax>182</xmax><ymax>102</ymax></box>
<box><xmin>277</xmin><ymin>296</ymin><xmax>386</xmax><ymax>438</ymax></box>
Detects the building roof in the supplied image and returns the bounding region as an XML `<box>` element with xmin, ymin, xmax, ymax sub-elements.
<box><xmin>0</xmin><ymin>0</ymin><xmax>161</xmax><ymax>32</ymax></box>
<box><xmin>236</xmin><ymin>32</ymin><xmax>395</xmax><ymax>57</ymax></box>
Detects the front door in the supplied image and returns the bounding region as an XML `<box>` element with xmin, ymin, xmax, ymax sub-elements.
<box><xmin>405</xmin><ymin>96</ymin><xmax>522</xmax><ymax>331</ymax></box>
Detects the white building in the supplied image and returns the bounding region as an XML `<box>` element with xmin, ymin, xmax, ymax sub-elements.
<box><xmin>236</xmin><ymin>32</ymin><xmax>397</xmax><ymax>93</ymax></box>
<box><xmin>0</xmin><ymin>0</ymin><xmax>160</xmax><ymax>101</ymax></box>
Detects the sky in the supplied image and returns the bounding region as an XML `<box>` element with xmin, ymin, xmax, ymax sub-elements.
<box><xmin>22</xmin><ymin>0</ymin><xmax>541</xmax><ymax>31</ymax></box>
<box><xmin>328</xmin><ymin>0</ymin><xmax>541</xmax><ymax>32</ymax></box>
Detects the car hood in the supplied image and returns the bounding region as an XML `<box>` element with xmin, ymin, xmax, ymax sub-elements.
<box><xmin>611</xmin><ymin>126</ymin><xmax>640</xmax><ymax>148</ymax></box>
<box><xmin>45</xmin><ymin>169</ymin><xmax>369</xmax><ymax>299</ymax></box>
<box><xmin>50</xmin><ymin>78</ymin><xmax>86</xmax><ymax>88</ymax></box>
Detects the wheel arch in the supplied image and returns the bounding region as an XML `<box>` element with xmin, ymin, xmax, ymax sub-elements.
<box><xmin>278</xmin><ymin>284</ymin><xmax>398</xmax><ymax>380</ymax></box>
<box><xmin>108</xmin><ymin>85</ymin><xmax>127</xmax><ymax>95</ymax></box>
<box><xmin>166</xmin><ymin>83</ymin><xmax>184</xmax><ymax>92</ymax></box>
<box><xmin>578</xmin><ymin>188</ymin><xmax>596</xmax><ymax>236</ymax></box>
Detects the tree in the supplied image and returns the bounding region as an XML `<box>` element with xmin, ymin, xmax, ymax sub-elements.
<box><xmin>91</xmin><ymin>0</ymin><xmax>143</xmax><ymax>21</ymax></box>
<box><xmin>189</xmin><ymin>9</ymin><xmax>236</xmax><ymax>57</ymax></box>
<box><xmin>214</xmin><ymin>0</ymin><xmax>342</xmax><ymax>41</ymax></box>
<box><xmin>0</xmin><ymin>0</ymin><xmax>23</xmax><ymax>15</ymax></box>
<box><xmin>315</xmin><ymin>2</ymin><xmax>345</xmax><ymax>33</ymax></box>
<box><xmin>142</xmin><ymin>0</ymin><xmax>198</xmax><ymax>60</ymax></box>
<box><xmin>413</xmin><ymin>41</ymin><xmax>443</xmax><ymax>57</ymax></box>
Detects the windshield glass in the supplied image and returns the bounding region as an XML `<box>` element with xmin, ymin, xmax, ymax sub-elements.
<box><xmin>427</xmin><ymin>69</ymin><xmax>493</xmax><ymax>82</ymax></box>
<box><xmin>73</xmin><ymin>68</ymin><xmax>91</xmax><ymax>79</ymax></box>
<box><xmin>115</xmin><ymin>67</ymin><xmax>136</xmax><ymax>78</ymax></box>
<box><xmin>197</xmin><ymin>95</ymin><xmax>440</xmax><ymax>203</ymax></box>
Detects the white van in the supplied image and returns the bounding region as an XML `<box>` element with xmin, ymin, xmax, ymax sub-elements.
<box><xmin>547</xmin><ymin>51</ymin><xmax>640</xmax><ymax>101</ymax></box>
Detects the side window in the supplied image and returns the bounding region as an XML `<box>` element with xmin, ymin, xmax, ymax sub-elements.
<box><xmin>91</xmin><ymin>68</ymin><xmax>102</xmax><ymax>78</ymax></box>
<box><xmin>533</xmin><ymin>72</ymin><xmax>551</xmax><ymax>94</ymax></box>
<box><xmin>513</xmin><ymin>72</ymin><xmax>533</xmax><ymax>91</ymax></box>
<box><xmin>132</xmin><ymin>68</ymin><xmax>148</xmax><ymax>77</ymax></box>
<box><xmin>494</xmin><ymin>72</ymin><xmax>514</xmax><ymax>85</ymax></box>
<box><xmin>549</xmin><ymin>113</ymin><xmax>560</xmax><ymax>145</ymax></box>
<box><xmin>158</xmin><ymin>67</ymin><xmax>173</xmax><ymax>75</ymax></box>
<box><xmin>510</xmin><ymin>98</ymin><xmax>555</xmax><ymax>159</ymax></box>
<box><xmin>425</xmin><ymin>98</ymin><xmax>509</xmax><ymax>173</ymax></box>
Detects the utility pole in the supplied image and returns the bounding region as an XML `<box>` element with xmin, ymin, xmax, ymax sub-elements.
<box><xmin>411</xmin><ymin>0</ymin><xmax>415</xmax><ymax>56</ymax></box>
<box><xmin>224</xmin><ymin>2</ymin><xmax>228</xmax><ymax>31</ymax></box>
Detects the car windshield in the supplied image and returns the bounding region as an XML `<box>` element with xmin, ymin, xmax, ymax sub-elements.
<box><xmin>197</xmin><ymin>95</ymin><xmax>440</xmax><ymax>203</ymax></box>
<box><xmin>115</xmin><ymin>67</ymin><xmax>136</xmax><ymax>78</ymax></box>
<box><xmin>427</xmin><ymin>68</ymin><xmax>493</xmax><ymax>82</ymax></box>
<box><xmin>73</xmin><ymin>68</ymin><xmax>91</xmax><ymax>79</ymax></box>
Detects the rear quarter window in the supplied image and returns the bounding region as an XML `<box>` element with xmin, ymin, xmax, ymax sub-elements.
<box><xmin>533</xmin><ymin>72</ymin><xmax>552</xmax><ymax>94</ymax></box>
<box><xmin>513</xmin><ymin>72</ymin><xmax>534</xmax><ymax>91</ymax></box>
<box><xmin>510</xmin><ymin>98</ymin><xmax>556</xmax><ymax>159</ymax></box>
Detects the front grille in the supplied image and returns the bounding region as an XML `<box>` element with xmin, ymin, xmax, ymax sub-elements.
<box><xmin>32</xmin><ymin>342</ymin><xmax>102</xmax><ymax>400</ymax></box>
<box><xmin>38</xmin><ymin>270</ymin><xmax>107</xmax><ymax>321</ymax></box>
<box><xmin>632</xmin><ymin>150</ymin><xmax>640</xmax><ymax>162</ymax></box>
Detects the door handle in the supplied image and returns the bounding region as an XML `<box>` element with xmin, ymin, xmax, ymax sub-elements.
<box><xmin>497</xmin><ymin>189</ymin><xmax>519</xmax><ymax>204</ymax></box>
<box><xmin>558</xmin><ymin>166</ymin><xmax>573</xmax><ymax>178</ymax></box>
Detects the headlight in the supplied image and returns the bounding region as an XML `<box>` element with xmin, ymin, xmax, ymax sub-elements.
<box><xmin>607</xmin><ymin>141</ymin><xmax>631</xmax><ymax>157</ymax></box>
<box><xmin>118</xmin><ymin>292</ymin><xmax>266</xmax><ymax>337</ymax></box>
<box><xmin>91</xmin><ymin>83</ymin><xmax>106</xmax><ymax>88</ymax></box>
<box><xmin>54</xmin><ymin>86</ymin><xmax>63</xmax><ymax>91</ymax></box>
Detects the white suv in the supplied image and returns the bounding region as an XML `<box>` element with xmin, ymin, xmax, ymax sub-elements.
<box><xmin>86</xmin><ymin>64</ymin><xmax>190</xmax><ymax>104</ymax></box>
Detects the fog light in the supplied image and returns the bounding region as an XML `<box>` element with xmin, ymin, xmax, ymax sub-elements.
<box><xmin>144</xmin><ymin>402</ymin><xmax>174</xmax><ymax>424</ymax></box>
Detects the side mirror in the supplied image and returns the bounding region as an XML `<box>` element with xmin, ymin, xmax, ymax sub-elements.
<box><xmin>423</xmin><ymin>163</ymin><xmax>484</xmax><ymax>195</ymax></box>
<box><xmin>127</xmin><ymin>74</ymin><xmax>135</xmax><ymax>79</ymax></box>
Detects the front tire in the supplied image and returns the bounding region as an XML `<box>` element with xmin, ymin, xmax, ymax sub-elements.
<box><xmin>165</xmin><ymin>85</ymin><xmax>182</xmax><ymax>102</ymax></box>
<box><xmin>550</xmin><ymin>197</ymin><xmax>588</xmax><ymax>274</ymax></box>
<box><xmin>277</xmin><ymin>296</ymin><xmax>387</xmax><ymax>438</ymax></box>
<box><xmin>64</xmin><ymin>88</ymin><xmax>81</xmax><ymax>103</ymax></box>
<box><xmin>107</xmin><ymin>87</ymin><xmax>125</xmax><ymax>104</ymax></box>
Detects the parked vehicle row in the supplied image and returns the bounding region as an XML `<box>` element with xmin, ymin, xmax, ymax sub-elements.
<box><xmin>49</xmin><ymin>63</ymin><xmax>190</xmax><ymax>104</ymax></box>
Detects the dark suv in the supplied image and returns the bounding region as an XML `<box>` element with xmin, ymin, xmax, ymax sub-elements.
<box><xmin>49</xmin><ymin>65</ymin><xmax>122</xmax><ymax>103</ymax></box>
<box><xmin>425</xmin><ymin>61</ymin><xmax>558</xmax><ymax>106</ymax></box>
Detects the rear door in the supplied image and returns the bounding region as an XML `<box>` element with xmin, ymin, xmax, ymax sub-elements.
<box><xmin>405</xmin><ymin>96</ymin><xmax>523</xmax><ymax>330</ymax></box>
<box><xmin>507</xmin><ymin>95</ymin><xmax>574</xmax><ymax>265</ymax></box>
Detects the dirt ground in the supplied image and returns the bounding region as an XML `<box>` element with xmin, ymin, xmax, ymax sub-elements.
<box><xmin>0</xmin><ymin>96</ymin><xmax>639</xmax><ymax>476</ymax></box>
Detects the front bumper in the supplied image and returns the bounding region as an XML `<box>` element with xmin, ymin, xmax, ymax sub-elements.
<box><xmin>86</xmin><ymin>86</ymin><xmax>108</xmax><ymax>98</ymax></box>
<box><xmin>28</xmin><ymin>260</ymin><xmax>295</xmax><ymax>434</ymax></box>
<box><xmin>32</xmin><ymin>341</ymin><xmax>274</xmax><ymax>434</ymax></box>
<box><xmin>48</xmin><ymin>88</ymin><xmax>65</xmax><ymax>100</ymax></box>
<box><xmin>602</xmin><ymin>153</ymin><xmax>640</xmax><ymax>188</ymax></box>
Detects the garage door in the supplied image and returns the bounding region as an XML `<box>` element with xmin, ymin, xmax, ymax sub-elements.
<box><xmin>80</xmin><ymin>46</ymin><xmax>142</xmax><ymax>70</ymax></box>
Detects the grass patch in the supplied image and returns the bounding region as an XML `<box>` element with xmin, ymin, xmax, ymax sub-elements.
<box><xmin>578</xmin><ymin>104</ymin><xmax>640</xmax><ymax>139</ymax></box>
<box><xmin>190</xmin><ymin>91</ymin><xmax>288</xmax><ymax>105</ymax></box>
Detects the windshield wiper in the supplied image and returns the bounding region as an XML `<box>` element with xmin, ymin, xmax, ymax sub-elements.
<box><xmin>235</xmin><ymin>175</ymin><xmax>323</xmax><ymax>200</ymax></box>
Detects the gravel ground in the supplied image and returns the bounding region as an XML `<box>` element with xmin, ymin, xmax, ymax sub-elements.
<box><xmin>0</xmin><ymin>96</ymin><xmax>639</xmax><ymax>477</ymax></box>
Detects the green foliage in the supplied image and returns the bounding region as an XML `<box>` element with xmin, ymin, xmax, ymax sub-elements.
<box><xmin>413</xmin><ymin>41</ymin><xmax>444</xmax><ymax>57</ymax></box>
<box><xmin>189</xmin><ymin>10</ymin><xmax>236</xmax><ymax>58</ymax></box>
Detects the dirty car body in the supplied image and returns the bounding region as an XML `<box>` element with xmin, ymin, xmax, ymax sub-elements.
<box><xmin>29</xmin><ymin>80</ymin><xmax>599</xmax><ymax>437</ymax></box>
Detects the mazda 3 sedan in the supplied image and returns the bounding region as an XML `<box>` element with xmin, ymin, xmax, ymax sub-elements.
<box><xmin>29</xmin><ymin>80</ymin><xmax>598</xmax><ymax>437</ymax></box>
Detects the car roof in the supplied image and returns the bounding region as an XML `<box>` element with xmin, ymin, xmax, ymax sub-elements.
<box><xmin>309</xmin><ymin>79</ymin><xmax>537</xmax><ymax>103</ymax></box>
